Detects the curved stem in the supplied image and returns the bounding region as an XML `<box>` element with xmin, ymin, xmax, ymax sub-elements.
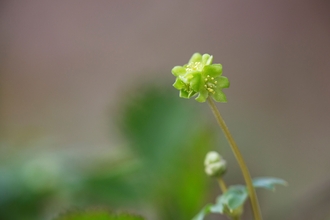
<box><xmin>207</xmin><ymin>97</ymin><xmax>262</xmax><ymax>220</ymax></box>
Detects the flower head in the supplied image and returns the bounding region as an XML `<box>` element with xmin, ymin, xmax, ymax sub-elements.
<box><xmin>172</xmin><ymin>53</ymin><xmax>230</xmax><ymax>102</ymax></box>
<box><xmin>204</xmin><ymin>151</ymin><xmax>227</xmax><ymax>177</ymax></box>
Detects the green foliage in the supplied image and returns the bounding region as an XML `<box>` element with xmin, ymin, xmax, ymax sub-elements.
<box><xmin>253</xmin><ymin>177</ymin><xmax>288</xmax><ymax>191</ymax></box>
<box><xmin>217</xmin><ymin>185</ymin><xmax>247</xmax><ymax>212</ymax></box>
<box><xmin>116</xmin><ymin>85</ymin><xmax>215</xmax><ymax>219</ymax></box>
<box><xmin>0</xmin><ymin>84</ymin><xmax>216</xmax><ymax>220</ymax></box>
<box><xmin>54</xmin><ymin>210</ymin><xmax>144</xmax><ymax>220</ymax></box>
<box><xmin>192</xmin><ymin>204</ymin><xmax>213</xmax><ymax>220</ymax></box>
<box><xmin>172</xmin><ymin>53</ymin><xmax>229</xmax><ymax>102</ymax></box>
<box><xmin>192</xmin><ymin>177</ymin><xmax>287</xmax><ymax>219</ymax></box>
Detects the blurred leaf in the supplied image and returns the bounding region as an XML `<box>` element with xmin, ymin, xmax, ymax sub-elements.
<box><xmin>253</xmin><ymin>177</ymin><xmax>288</xmax><ymax>191</ymax></box>
<box><xmin>192</xmin><ymin>176</ymin><xmax>287</xmax><ymax>220</ymax></box>
<box><xmin>54</xmin><ymin>210</ymin><xmax>144</xmax><ymax>220</ymax></box>
<box><xmin>78</xmin><ymin>159</ymin><xmax>146</xmax><ymax>205</ymax></box>
<box><xmin>0</xmin><ymin>84</ymin><xmax>216</xmax><ymax>220</ymax></box>
<box><xmin>192</xmin><ymin>204</ymin><xmax>212</xmax><ymax>220</ymax></box>
<box><xmin>213</xmin><ymin>177</ymin><xmax>287</xmax><ymax>213</ymax></box>
<box><xmin>117</xmin><ymin>86</ymin><xmax>200</xmax><ymax>168</ymax></box>
<box><xmin>116</xmin><ymin>85</ymin><xmax>215</xmax><ymax>219</ymax></box>
<box><xmin>216</xmin><ymin>185</ymin><xmax>248</xmax><ymax>211</ymax></box>
<box><xmin>156</xmin><ymin>128</ymin><xmax>214</xmax><ymax>220</ymax></box>
<box><xmin>192</xmin><ymin>186</ymin><xmax>246</xmax><ymax>220</ymax></box>
<box><xmin>192</xmin><ymin>186</ymin><xmax>247</xmax><ymax>220</ymax></box>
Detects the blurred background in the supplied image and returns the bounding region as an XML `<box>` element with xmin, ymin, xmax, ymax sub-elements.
<box><xmin>1</xmin><ymin>1</ymin><xmax>330</xmax><ymax>219</ymax></box>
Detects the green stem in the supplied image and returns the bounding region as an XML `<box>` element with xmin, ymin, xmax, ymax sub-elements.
<box><xmin>207</xmin><ymin>97</ymin><xmax>262</xmax><ymax>220</ymax></box>
<box><xmin>218</xmin><ymin>177</ymin><xmax>227</xmax><ymax>193</ymax></box>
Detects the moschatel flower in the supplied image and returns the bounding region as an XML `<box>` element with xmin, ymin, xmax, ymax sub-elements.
<box><xmin>171</xmin><ymin>53</ymin><xmax>230</xmax><ymax>102</ymax></box>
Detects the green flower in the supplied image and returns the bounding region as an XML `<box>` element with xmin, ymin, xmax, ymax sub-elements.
<box><xmin>171</xmin><ymin>53</ymin><xmax>230</xmax><ymax>102</ymax></box>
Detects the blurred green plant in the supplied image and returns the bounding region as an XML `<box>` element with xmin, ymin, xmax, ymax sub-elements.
<box><xmin>113</xmin><ymin>85</ymin><xmax>216</xmax><ymax>219</ymax></box>
<box><xmin>0</xmin><ymin>84</ymin><xmax>218</xmax><ymax>220</ymax></box>
<box><xmin>54</xmin><ymin>210</ymin><xmax>144</xmax><ymax>220</ymax></box>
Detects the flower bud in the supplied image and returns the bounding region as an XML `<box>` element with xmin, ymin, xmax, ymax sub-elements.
<box><xmin>204</xmin><ymin>151</ymin><xmax>227</xmax><ymax>177</ymax></box>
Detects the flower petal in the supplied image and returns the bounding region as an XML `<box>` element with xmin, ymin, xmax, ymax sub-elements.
<box><xmin>212</xmin><ymin>89</ymin><xmax>227</xmax><ymax>103</ymax></box>
<box><xmin>173</xmin><ymin>78</ymin><xmax>185</xmax><ymax>90</ymax></box>
<box><xmin>202</xmin><ymin>54</ymin><xmax>213</xmax><ymax>65</ymax></box>
<box><xmin>190</xmin><ymin>73</ymin><xmax>202</xmax><ymax>92</ymax></box>
<box><xmin>180</xmin><ymin>90</ymin><xmax>196</xmax><ymax>99</ymax></box>
<box><xmin>179</xmin><ymin>90</ymin><xmax>189</xmax><ymax>99</ymax></box>
<box><xmin>171</xmin><ymin>66</ymin><xmax>186</xmax><ymax>77</ymax></box>
<box><xmin>187</xmin><ymin>90</ymin><xmax>197</xmax><ymax>98</ymax></box>
<box><xmin>216</xmin><ymin>76</ymin><xmax>230</xmax><ymax>89</ymax></box>
<box><xmin>195</xmin><ymin>89</ymin><xmax>209</xmax><ymax>103</ymax></box>
<box><xmin>203</xmin><ymin>64</ymin><xmax>223</xmax><ymax>77</ymax></box>
<box><xmin>189</xmin><ymin>53</ymin><xmax>202</xmax><ymax>63</ymax></box>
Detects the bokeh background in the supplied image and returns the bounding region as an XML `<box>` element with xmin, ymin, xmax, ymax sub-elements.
<box><xmin>1</xmin><ymin>1</ymin><xmax>330</xmax><ymax>220</ymax></box>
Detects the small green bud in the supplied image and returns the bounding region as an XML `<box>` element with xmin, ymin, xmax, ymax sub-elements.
<box><xmin>204</xmin><ymin>151</ymin><xmax>227</xmax><ymax>177</ymax></box>
<box><xmin>171</xmin><ymin>53</ymin><xmax>230</xmax><ymax>103</ymax></box>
